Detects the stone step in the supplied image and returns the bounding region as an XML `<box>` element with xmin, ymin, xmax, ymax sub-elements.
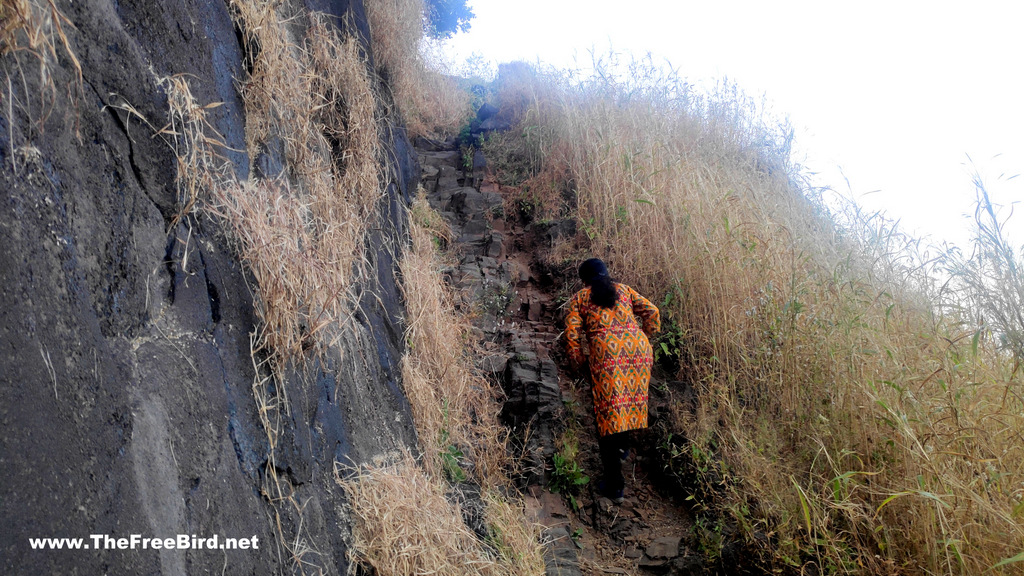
<box><xmin>542</xmin><ymin>526</ymin><xmax>584</xmax><ymax>576</ymax></box>
<box><xmin>418</xmin><ymin>149</ymin><xmax>460</xmax><ymax>165</ymax></box>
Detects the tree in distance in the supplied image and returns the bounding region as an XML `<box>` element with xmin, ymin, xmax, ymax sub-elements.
<box><xmin>425</xmin><ymin>0</ymin><xmax>474</xmax><ymax>39</ymax></box>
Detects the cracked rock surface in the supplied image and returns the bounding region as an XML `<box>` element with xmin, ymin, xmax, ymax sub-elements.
<box><xmin>1</xmin><ymin>2</ymin><xmax>417</xmax><ymax>574</ymax></box>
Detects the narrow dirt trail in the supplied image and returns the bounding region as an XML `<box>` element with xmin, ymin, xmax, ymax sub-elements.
<box><xmin>417</xmin><ymin>139</ymin><xmax>700</xmax><ymax>576</ymax></box>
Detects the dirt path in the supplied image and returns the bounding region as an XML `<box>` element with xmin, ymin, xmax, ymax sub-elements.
<box><xmin>417</xmin><ymin>139</ymin><xmax>700</xmax><ymax>575</ymax></box>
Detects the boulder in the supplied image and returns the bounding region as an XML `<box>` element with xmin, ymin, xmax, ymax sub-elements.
<box><xmin>476</xmin><ymin>102</ymin><xmax>499</xmax><ymax>122</ymax></box>
<box><xmin>645</xmin><ymin>536</ymin><xmax>681</xmax><ymax>559</ymax></box>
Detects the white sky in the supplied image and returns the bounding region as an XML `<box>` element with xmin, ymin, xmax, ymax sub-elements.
<box><xmin>441</xmin><ymin>0</ymin><xmax>1024</xmax><ymax>249</ymax></box>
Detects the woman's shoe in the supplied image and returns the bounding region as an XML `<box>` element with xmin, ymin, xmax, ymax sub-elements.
<box><xmin>598</xmin><ymin>480</ymin><xmax>625</xmax><ymax>504</ymax></box>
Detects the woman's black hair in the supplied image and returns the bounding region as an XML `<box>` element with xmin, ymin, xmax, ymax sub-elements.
<box><xmin>579</xmin><ymin>258</ymin><xmax>617</xmax><ymax>309</ymax></box>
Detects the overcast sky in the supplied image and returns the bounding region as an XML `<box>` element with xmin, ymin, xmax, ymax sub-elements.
<box><xmin>442</xmin><ymin>0</ymin><xmax>1024</xmax><ymax>249</ymax></box>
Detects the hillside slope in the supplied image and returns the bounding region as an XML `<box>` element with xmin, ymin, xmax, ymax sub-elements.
<box><xmin>472</xmin><ymin>61</ymin><xmax>1024</xmax><ymax>575</ymax></box>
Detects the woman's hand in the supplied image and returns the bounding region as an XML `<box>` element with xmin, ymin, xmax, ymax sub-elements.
<box><xmin>569</xmin><ymin>351</ymin><xmax>587</xmax><ymax>376</ymax></box>
<box><xmin>569</xmin><ymin>344</ymin><xmax>585</xmax><ymax>373</ymax></box>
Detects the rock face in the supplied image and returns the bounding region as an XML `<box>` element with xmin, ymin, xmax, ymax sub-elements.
<box><xmin>0</xmin><ymin>1</ymin><xmax>417</xmax><ymax>574</ymax></box>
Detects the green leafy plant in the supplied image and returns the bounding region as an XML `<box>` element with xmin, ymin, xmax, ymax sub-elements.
<box><xmin>570</xmin><ymin>527</ymin><xmax>584</xmax><ymax>549</ymax></box>
<box><xmin>438</xmin><ymin>399</ymin><xmax>467</xmax><ymax>483</ymax></box>
<box><xmin>694</xmin><ymin>516</ymin><xmax>725</xmax><ymax>561</ymax></box>
<box><xmin>441</xmin><ymin>443</ymin><xmax>467</xmax><ymax>483</ymax></box>
<box><xmin>514</xmin><ymin>197</ymin><xmax>536</xmax><ymax>222</ymax></box>
<box><xmin>653</xmin><ymin>284</ymin><xmax>687</xmax><ymax>366</ymax></box>
<box><xmin>653</xmin><ymin>317</ymin><xmax>685</xmax><ymax>367</ymax></box>
<box><xmin>461</xmin><ymin>144</ymin><xmax>476</xmax><ymax>172</ymax></box>
<box><xmin>579</xmin><ymin>216</ymin><xmax>597</xmax><ymax>241</ymax></box>
<box><xmin>550</xmin><ymin>450</ymin><xmax>589</xmax><ymax>510</ymax></box>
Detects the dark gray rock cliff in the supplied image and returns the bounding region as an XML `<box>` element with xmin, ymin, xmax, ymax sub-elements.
<box><xmin>0</xmin><ymin>1</ymin><xmax>418</xmax><ymax>574</ymax></box>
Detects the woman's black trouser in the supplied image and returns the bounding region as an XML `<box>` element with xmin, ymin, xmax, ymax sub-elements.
<box><xmin>598</xmin><ymin>430</ymin><xmax>630</xmax><ymax>494</ymax></box>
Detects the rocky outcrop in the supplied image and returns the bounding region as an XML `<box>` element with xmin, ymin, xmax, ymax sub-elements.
<box><xmin>0</xmin><ymin>1</ymin><xmax>417</xmax><ymax>574</ymax></box>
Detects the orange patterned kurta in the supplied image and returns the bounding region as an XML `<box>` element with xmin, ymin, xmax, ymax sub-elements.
<box><xmin>565</xmin><ymin>284</ymin><xmax>660</xmax><ymax>437</ymax></box>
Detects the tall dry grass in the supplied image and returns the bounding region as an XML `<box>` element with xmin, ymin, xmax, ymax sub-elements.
<box><xmin>399</xmin><ymin>195</ymin><xmax>508</xmax><ymax>486</ymax></box>
<box><xmin>337</xmin><ymin>196</ymin><xmax>544</xmax><ymax>575</ymax></box>
<box><xmin>1</xmin><ymin>0</ymin><xmax>79</xmax><ymax>79</ymax></box>
<box><xmin>485</xmin><ymin>58</ymin><xmax>1024</xmax><ymax>575</ymax></box>
<box><xmin>216</xmin><ymin>4</ymin><xmax>383</xmax><ymax>359</ymax></box>
<box><xmin>363</xmin><ymin>0</ymin><xmax>470</xmax><ymax>138</ymax></box>
<box><xmin>943</xmin><ymin>174</ymin><xmax>1024</xmax><ymax>361</ymax></box>
<box><xmin>1</xmin><ymin>0</ymin><xmax>33</xmax><ymax>55</ymax></box>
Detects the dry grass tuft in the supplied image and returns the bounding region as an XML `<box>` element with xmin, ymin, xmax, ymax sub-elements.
<box><xmin>487</xmin><ymin>58</ymin><xmax>1024</xmax><ymax>575</ymax></box>
<box><xmin>1</xmin><ymin>0</ymin><xmax>79</xmax><ymax>75</ymax></box>
<box><xmin>338</xmin><ymin>455</ymin><xmax>541</xmax><ymax>576</ymax></box>
<box><xmin>480</xmin><ymin>489</ymin><xmax>546</xmax><ymax>575</ymax></box>
<box><xmin>363</xmin><ymin>0</ymin><xmax>470</xmax><ymax>138</ymax></box>
<box><xmin>157</xmin><ymin>74</ymin><xmax>231</xmax><ymax>230</ymax></box>
<box><xmin>1</xmin><ymin>0</ymin><xmax>32</xmax><ymax>55</ymax></box>
<box><xmin>2</xmin><ymin>0</ymin><xmax>82</xmax><ymax>136</ymax></box>
<box><xmin>210</xmin><ymin>3</ymin><xmax>384</xmax><ymax>359</ymax></box>
<box><xmin>211</xmin><ymin>177</ymin><xmax>352</xmax><ymax>357</ymax></box>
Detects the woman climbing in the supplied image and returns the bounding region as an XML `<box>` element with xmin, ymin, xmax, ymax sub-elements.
<box><xmin>564</xmin><ymin>258</ymin><xmax>660</xmax><ymax>502</ymax></box>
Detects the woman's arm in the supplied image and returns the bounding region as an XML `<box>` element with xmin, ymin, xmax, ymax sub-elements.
<box><xmin>628</xmin><ymin>285</ymin><xmax>661</xmax><ymax>337</ymax></box>
<box><xmin>565</xmin><ymin>291</ymin><xmax>585</xmax><ymax>367</ymax></box>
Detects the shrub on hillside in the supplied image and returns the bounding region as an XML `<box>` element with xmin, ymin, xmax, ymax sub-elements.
<box><xmin>364</xmin><ymin>0</ymin><xmax>471</xmax><ymax>138</ymax></box>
